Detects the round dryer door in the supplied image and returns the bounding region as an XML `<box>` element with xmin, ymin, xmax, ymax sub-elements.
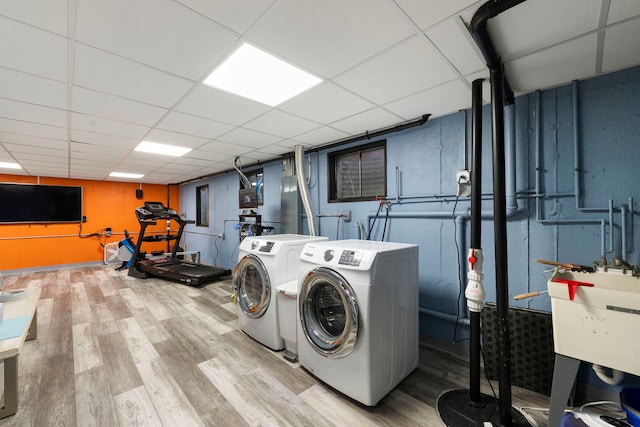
<box><xmin>232</xmin><ymin>255</ymin><xmax>271</xmax><ymax>318</ymax></box>
<box><xmin>299</xmin><ymin>267</ymin><xmax>359</xmax><ymax>358</ymax></box>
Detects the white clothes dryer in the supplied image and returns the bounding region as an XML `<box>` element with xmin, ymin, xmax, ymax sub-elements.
<box><xmin>297</xmin><ymin>239</ymin><xmax>419</xmax><ymax>406</ymax></box>
<box><xmin>233</xmin><ymin>234</ymin><xmax>328</xmax><ymax>351</ymax></box>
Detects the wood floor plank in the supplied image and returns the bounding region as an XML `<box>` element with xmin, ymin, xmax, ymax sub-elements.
<box><xmin>299</xmin><ymin>384</ymin><xmax>423</xmax><ymax>427</ymax></box>
<box><xmin>136</xmin><ymin>357</ymin><xmax>205</xmax><ymax>427</ymax></box>
<box><xmin>130</xmin><ymin>307</ymin><xmax>172</xmax><ymax>344</ymax></box>
<box><xmin>198</xmin><ymin>357</ymin><xmax>290</xmax><ymax>427</ymax></box>
<box><xmin>75</xmin><ymin>366</ymin><xmax>120</xmax><ymax>427</ymax></box>
<box><xmin>35</xmin><ymin>297</ymin><xmax>54</xmax><ymax>325</ymax></box>
<box><xmin>113</xmin><ymin>385</ymin><xmax>163</xmax><ymax>427</ymax></box>
<box><xmin>97</xmin><ymin>331</ymin><xmax>144</xmax><ymax>396</ymax></box>
<box><xmin>92</xmin><ymin>302</ymin><xmax>120</xmax><ymax>336</ymax></box>
<box><xmin>160</xmin><ymin>315</ymin><xmax>218</xmax><ymax>363</ymax></box>
<box><xmin>19</xmin><ymin>322</ymin><xmax>50</xmax><ymax>376</ymax></box>
<box><xmin>154</xmin><ymin>338</ymin><xmax>227</xmax><ymax>417</ymax></box>
<box><xmin>380</xmin><ymin>389</ymin><xmax>444</xmax><ymax>426</ymax></box>
<box><xmin>182</xmin><ymin>303</ymin><xmax>235</xmax><ymax>335</ymax></box>
<box><xmin>198</xmin><ymin>401</ymin><xmax>250</xmax><ymax>427</ymax></box>
<box><xmin>33</xmin><ymin>391</ymin><xmax>76</xmax><ymax>426</ymax></box>
<box><xmin>105</xmin><ymin>294</ymin><xmax>133</xmax><ymax>320</ymax></box>
<box><xmin>116</xmin><ymin>317</ymin><xmax>160</xmax><ymax>364</ymax></box>
<box><xmin>118</xmin><ymin>287</ymin><xmax>146</xmax><ymax>311</ymax></box>
<box><xmin>45</xmin><ymin>311</ymin><xmax>73</xmax><ymax>358</ymax></box>
<box><xmin>72</xmin><ymin>321</ymin><xmax>104</xmax><ymax>373</ymax></box>
<box><xmin>71</xmin><ymin>282</ymin><xmax>93</xmax><ymax>324</ymax></box>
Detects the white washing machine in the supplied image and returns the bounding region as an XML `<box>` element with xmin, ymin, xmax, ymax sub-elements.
<box><xmin>233</xmin><ymin>234</ymin><xmax>328</xmax><ymax>351</ymax></box>
<box><xmin>296</xmin><ymin>239</ymin><xmax>419</xmax><ymax>406</ymax></box>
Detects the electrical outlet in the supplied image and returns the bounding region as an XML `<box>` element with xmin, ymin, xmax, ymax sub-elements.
<box><xmin>105</xmin><ymin>227</ymin><xmax>112</xmax><ymax>237</ymax></box>
<box><xmin>341</xmin><ymin>210</ymin><xmax>352</xmax><ymax>222</ymax></box>
<box><xmin>221</xmin><ymin>232</ymin><xmax>225</xmax><ymax>240</ymax></box>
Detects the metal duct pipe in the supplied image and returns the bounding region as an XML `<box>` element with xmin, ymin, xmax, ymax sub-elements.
<box><xmin>295</xmin><ymin>145</ymin><xmax>317</xmax><ymax>236</ymax></box>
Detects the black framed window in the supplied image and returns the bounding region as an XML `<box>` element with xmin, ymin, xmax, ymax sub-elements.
<box><xmin>196</xmin><ymin>184</ymin><xmax>209</xmax><ymax>226</ymax></box>
<box><xmin>328</xmin><ymin>140</ymin><xmax>386</xmax><ymax>202</ymax></box>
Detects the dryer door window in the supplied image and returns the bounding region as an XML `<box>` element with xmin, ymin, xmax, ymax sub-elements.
<box><xmin>232</xmin><ymin>255</ymin><xmax>271</xmax><ymax>318</ymax></box>
<box><xmin>299</xmin><ymin>267</ymin><xmax>359</xmax><ymax>358</ymax></box>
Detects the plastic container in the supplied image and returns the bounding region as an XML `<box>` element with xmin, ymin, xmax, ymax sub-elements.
<box><xmin>276</xmin><ymin>280</ymin><xmax>299</xmax><ymax>362</ymax></box>
<box><xmin>621</xmin><ymin>388</ymin><xmax>640</xmax><ymax>427</ymax></box>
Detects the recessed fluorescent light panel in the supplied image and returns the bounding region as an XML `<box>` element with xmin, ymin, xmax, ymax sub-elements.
<box><xmin>0</xmin><ymin>162</ymin><xmax>22</xmax><ymax>170</ymax></box>
<box><xmin>110</xmin><ymin>172</ymin><xmax>144</xmax><ymax>179</ymax></box>
<box><xmin>203</xmin><ymin>43</ymin><xmax>322</xmax><ymax>106</ymax></box>
<box><xmin>135</xmin><ymin>141</ymin><xmax>191</xmax><ymax>157</ymax></box>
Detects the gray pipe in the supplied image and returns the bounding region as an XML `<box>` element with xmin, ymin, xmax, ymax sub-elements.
<box><xmin>295</xmin><ymin>145</ymin><xmax>317</xmax><ymax>236</ymax></box>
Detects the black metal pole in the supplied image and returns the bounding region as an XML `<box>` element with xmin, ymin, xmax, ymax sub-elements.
<box><xmin>469</xmin><ymin>78</ymin><xmax>484</xmax><ymax>406</ymax></box>
<box><xmin>491</xmin><ymin>64</ymin><xmax>513</xmax><ymax>426</ymax></box>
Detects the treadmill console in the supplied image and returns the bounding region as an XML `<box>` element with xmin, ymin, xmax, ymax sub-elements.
<box><xmin>142</xmin><ymin>201</ymin><xmax>178</xmax><ymax>219</ymax></box>
<box><xmin>135</xmin><ymin>207</ymin><xmax>154</xmax><ymax>220</ymax></box>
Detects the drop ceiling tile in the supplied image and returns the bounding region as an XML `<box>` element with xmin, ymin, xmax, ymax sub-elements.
<box><xmin>175</xmin><ymin>0</ymin><xmax>275</xmax><ymax>34</ymax></box>
<box><xmin>0</xmin><ymin>133</ymin><xmax>66</xmax><ymax>149</ymax></box>
<box><xmin>505</xmin><ymin>34</ymin><xmax>598</xmax><ymax>95</ymax></box>
<box><xmin>74</xmin><ymin>44</ymin><xmax>194</xmax><ymax>108</ymax></box>
<box><xmin>72</xmin><ymin>87</ymin><xmax>168</xmax><ymax>127</ymax></box>
<box><xmin>394</xmin><ymin>0</ymin><xmax>480</xmax><ymax>30</ymax></box>
<box><xmin>176</xmin><ymin>86</ymin><xmax>269</xmax><ymax>125</ymax></box>
<box><xmin>385</xmin><ymin>79</ymin><xmax>471</xmax><ymax>120</ymax></box>
<box><xmin>71</xmin><ymin>141</ymin><xmax>130</xmax><ymax>155</ymax></box>
<box><xmin>254</xmin><ymin>144</ymin><xmax>291</xmax><ymax>156</ymax></box>
<box><xmin>71</xmin><ymin>113</ymin><xmax>149</xmax><ymax>140</ymax></box>
<box><xmin>4</xmin><ymin>144</ymin><xmax>66</xmax><ymax>158</ymax></box>
<box><xmin>0</xmin><ymin>0</ymin><xmax>68</xmax><ymax>36</ymax></box>
<box><xmin>0</xmin><ymin>120</ymin><xmax>67</xmax><ymax>141</ymax></box>
<box><xmin>200</xmin><ymin>140</ymin><xmax>256</xmax><ymax>156</ymax></box>
<box><xmin>278</xmin><ymin>82</ymin><xmax>374</xmax><ymax>124</ymax></box>
<box><xmin>334</xmin><ymin>36</ymin><xmax>457</xmax><ymax>105</ymax></box>
<box><xmin>608</xmin><ymin>1</ymin><xmax>640</xmax><ymax>25</ymax></box>
<box><xmin>425</xmin><ymin>18</ymin><xmax>486</xmax><ymax>76</ymax></box>
<box><xmin>489</xmin><ymin>0</ymin><xmax>601</xmax><ymax>60</ymax></box>
<box><xmin>184</xmin><ymin>150</ymin><xmax>234</xmax><ymax>163</ymax></box>
<box><xmin>243</xmin><ymin>110</ymin><xmax>319</xmax><ymax>139</ymax></box>
<box><xmin>287</xmin><ymin>127</ymin><xmax>350</xmax><ymax>147</ymax></box>
<box><xmin>247</xmin><ymin>0</ymin><xmax>415</xmax><ymax>77</ymax></box>
<box><xmin>0</xmin><ymin>68</ymin><xmax>68</xmax><ymax>109</ymax></box>
<box><xmin>0</xmin><ymin>17</ymin><xmax>67</xmax><ymax>81</ymax></box>
<box><xmin>329</xmin><ymin>108</ymin><xmax>404</xmax><ymax>135</ymax></box>
<box><xmin>70</xmin><ymin>130</ymin><xmax>138</xmax><ymax>148</ymax></box>
<box><xmin>75</xmin><ymin>0</ymin><xmax>238</xmax><ymax>80</ymax></box>
<box><xmin>0</xmin><ymin>98</ymin><xmax>67</xmax><ymax>128</ymax></box>
<box><xmin>143</xmin><ymin>129</ymin><xmax>209</xmax><ymax>148</ymax></box>
<box><xmin>602</xmin><ymin>19</ymin><xmax>640</xmax><ymax>73</ymax></box>
<box><xmin>156</xmin><ymin>111</ymin><xmax>234</xmax><ymax>139</ymax></box>
<box><xmin>22</xmin><ymin>167</ymin><xmax>68</xmax><ymax>177</ymax></box>
<box><xmin>164</xmin><ymin>157</ymin><xmax>213</xmax><ymax>168</ymax></box>
<box><xmin>217</xmin><ymin>127</ymin><xmax>282</xmax><ymax>148</ymax></box>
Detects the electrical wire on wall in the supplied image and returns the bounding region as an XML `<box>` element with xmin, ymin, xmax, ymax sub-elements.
<box><xmin>451</xmin><ymin>192</ymin><xmax>466</xmax><ymax>345</ymax></box>
<box><xmin>234</xmin><ymin>157</ymin><xmax>251</xmax><ymax>190</ymax></box>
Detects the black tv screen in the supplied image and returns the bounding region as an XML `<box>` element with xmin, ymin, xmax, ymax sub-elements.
<box><xmin>0</xmin><ymin>183</ymin><xmax>83</xmax><ymax>223</ymax></box>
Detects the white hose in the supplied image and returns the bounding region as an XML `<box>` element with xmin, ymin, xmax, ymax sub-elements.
<box><xmin>592</xmin><ymin>364</ymin><xmax>624</xmax><ymax>385</ymax></box>
<box><xmin>295</xmin><ymin>145</ymin><xmax>317</xmax><ymax>236</ymax></box>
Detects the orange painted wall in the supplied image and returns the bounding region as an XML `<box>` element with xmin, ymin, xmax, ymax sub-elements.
<box><xmin>0</xmin><ymin>174</ymin><xmax>180</xmax><ymax>270</ymax></box>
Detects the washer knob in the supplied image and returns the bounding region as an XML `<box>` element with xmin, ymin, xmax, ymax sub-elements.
<box><xmin>251</xmin><ymin>241</ymin><xmax>259</xmax><ymax>250</ymax></box>
<box><xmin>324</xmin><ymin>250</ymin><xmax>334</xmax><ymax>262</ymax></box>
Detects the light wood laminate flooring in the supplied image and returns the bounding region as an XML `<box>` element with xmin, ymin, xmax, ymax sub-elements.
<box><xmin>0</xmin><ymin>266</ymin><xmax>555</xmax><ymax>426</ymax></box>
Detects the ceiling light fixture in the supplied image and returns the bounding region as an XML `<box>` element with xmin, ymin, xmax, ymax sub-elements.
<box><xmin>0</xmin><ymin>162</ymin><xmax>22</xmax><ymax>170</ymax></box>
<box><xmin>203</xmin><ymin>43</ymin><xmax>322</xmax><ymax>107</ymax></box>
<box><xmin>110</xmin><ymin>172</ymin><xmax>144</xmax><ymax>179</ymax></box>
<box><xmin>135</xmin><ymin>141</ymin><xmax>192</xmax><ymax>157</ymax></box>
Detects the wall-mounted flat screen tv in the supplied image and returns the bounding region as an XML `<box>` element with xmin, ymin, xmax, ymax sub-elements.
<box><xmin>0</xmin><ymin>183</ymin><xmax>83</xmax><ymax>223</ymax></box>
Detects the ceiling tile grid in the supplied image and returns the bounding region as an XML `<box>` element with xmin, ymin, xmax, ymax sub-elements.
<box><xmin>0</xmin><ymin>1</ymin><xmax>639</xmax><ymax>183</ymax></box>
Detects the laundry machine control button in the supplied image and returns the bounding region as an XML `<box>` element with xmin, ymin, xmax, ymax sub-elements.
<box><xmin>339</xmin><ymin>250</ymin><xmax>362</xmax><ymax>267</ymax></box>
<box><xmin>324</xmin><ymin>250</ymin><xmax>335</xmax><ymax>262</ymax></box>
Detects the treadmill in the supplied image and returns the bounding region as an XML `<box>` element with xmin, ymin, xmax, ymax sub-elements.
<box><xmin>128</xmin><ymin>201</ymin><xmax>230</xmax><ymax>285</ymax></box>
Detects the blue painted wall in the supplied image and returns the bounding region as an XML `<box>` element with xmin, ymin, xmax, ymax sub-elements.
<box><xmin>180</xmin><ymin>65</ymin><xmax>640</xmax><ymax>391</ymax></box>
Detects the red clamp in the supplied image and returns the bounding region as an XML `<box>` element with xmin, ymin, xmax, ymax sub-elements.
<box><xmin>552</xmin><ymin>278</ymin><xmax>594</xmax><ymax>301</ymax></box>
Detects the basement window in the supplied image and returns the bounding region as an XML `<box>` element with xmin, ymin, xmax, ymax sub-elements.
<box><xmin>328</xmin><ymin>141</ymin><xmax>386</xmax><ymax>203</ymax></box>
<box><xmin>196</xmin><ymin>184</ymin><xmax>209</xmax><ymax>227</ymax></box>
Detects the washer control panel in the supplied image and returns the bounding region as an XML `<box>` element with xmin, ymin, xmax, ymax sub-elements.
<box><xmin>258</xmin><ymin>241</ymin><xmax>275</xmax><ymax>253</ymax></box>
<box><xmin>339</xmin><ymin>250</ymin><xmax>362</xmax><ymax>267</ymax></box>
